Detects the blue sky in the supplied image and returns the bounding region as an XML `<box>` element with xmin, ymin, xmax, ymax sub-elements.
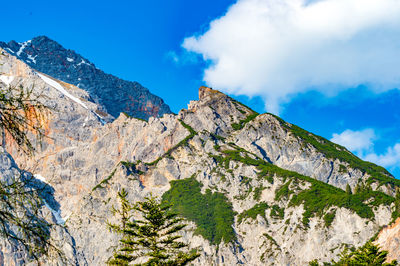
<box><xmin>2</xmin><ymin>0</ymin><xmax>400</xmax><ymax>177</ymax></box>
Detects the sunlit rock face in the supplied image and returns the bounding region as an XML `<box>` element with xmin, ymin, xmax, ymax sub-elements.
<box><xmin>0</xmin><ymin>49</ymin><xmax>399</xmax><ymax>265</ymax></box>
<box><xmin>375</xmin><ymin>217</ymin><xmax>400</xmax><ymax>263</ymax></box>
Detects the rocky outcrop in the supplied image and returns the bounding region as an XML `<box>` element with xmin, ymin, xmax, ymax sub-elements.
<box><xmin>0</xmin><ymin>49</ymin><xmax>399</xmax><ymax>265</ymax></box>
<box><xmin>375</xmin><ymin>217</ymin><xmax>400</xmax><ymax>263</ymax></box>
<box><xmin>0</xmin><ymin>36</ymin><xmax>172</xmax><ymax>120</ymax></box>
<box><xmin>0</xmin><ymin>146</ymin><xmax>79</xmax><ymax>266</ymax></box>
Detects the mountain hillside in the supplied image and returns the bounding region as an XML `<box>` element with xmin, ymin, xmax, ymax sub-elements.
<box><xmin>0</xmin><ymin>36</ymin><xmax>172</xmax><ymax>121</ymax></box>
<box><xmin>0</xmin><ymin>48</ymin><xmax>399</xmax><ymax>265</ymax></box>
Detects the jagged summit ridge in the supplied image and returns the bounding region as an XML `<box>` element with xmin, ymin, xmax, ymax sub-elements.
<box><xmin>0</xmin><ymin>36</ymin><xmax>172</xmax><ymax>120</ymax></box>
<box><xmin>1</xmin><ymin>50</ymin><xmax>400</xmax><ymax>265</ymax></box>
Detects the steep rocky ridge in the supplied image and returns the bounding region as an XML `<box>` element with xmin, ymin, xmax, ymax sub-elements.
<box><xmin>0</xmin><ymin>49</ymin><xmax>400</xmax><ymax>265</ymax></box>
<box><xmin>0</xmin><ymin>36</ymin><xmax>171</xmax><ymax>120</ymax></box>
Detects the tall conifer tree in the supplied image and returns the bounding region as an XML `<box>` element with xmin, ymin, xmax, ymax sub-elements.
<box><xmin>108</xmin><ymin>192</ymin><xmax>200</xmax><ymax>265</ymax></box>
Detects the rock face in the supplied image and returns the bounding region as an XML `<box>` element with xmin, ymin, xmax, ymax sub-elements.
<box><xmin>375</xmin><ymin>217</ymin><xmax>400</xmax><ymax>262</ymax></box>
<box><xmin>0</xmin><ymin>49</ymin><xmax>399</xmax><ymax>265</ymax></box>
<box><xmin>0</xmin><ymin>36</ymin><xmax>172</xmax><ymax>120</ymax></box>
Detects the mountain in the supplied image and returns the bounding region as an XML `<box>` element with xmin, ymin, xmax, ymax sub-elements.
<box><xmin>1</xmin><ymin>48</ymin><xmax>400</xmax><ymax>265</ymax></box>
<box><xmin>0</xmin><ymin>36</ymin><xmax>172</xmax><ymax>121</ymax></box>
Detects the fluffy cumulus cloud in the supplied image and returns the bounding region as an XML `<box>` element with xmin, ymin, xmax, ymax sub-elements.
<box><xmin>183</xmin><ymin>0</ymin><xmax>400</xmax><ymax>113</ymax></box>
<box><xmin>331</xmin><ymin>129</ymin><xmax>375</xmax><ymax>154</ymax></box>
<box><xmin>364</xmin><ymin>143</ymin><xmax>400</xmax><ymax>168</ymax></box>
<box><xmin>331</xmin><ymin>129</ymin><xmax>400</xmax><ymax>170</ymax></box>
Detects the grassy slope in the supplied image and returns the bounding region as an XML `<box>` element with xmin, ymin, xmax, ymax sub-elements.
<box><xmin>269</xmin><ymin>114</ymin><xmax>400</xmax><ymax>188</ymax></box>
<box><xmin>162</xmin><ymin>176</ymin><xmax>236</xmax><ymax>245</ymax></box>
<box><xmin>154</xmin><ymin>97</ymin><xmax>400</xmax><ymax>244</ymax></box>
<box><xmin>215</xmin><ymin>148</ymin><xmax>399</xmax><ymax>227</ymax></box>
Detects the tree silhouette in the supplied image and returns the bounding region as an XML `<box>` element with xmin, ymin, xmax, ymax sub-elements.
<box><xmin>0</xmin><ymin>50</ymin><xmax>59</xmax><ymax>262</ymax></box>
<box><xmin>108</xmin><ymin>190</ymin><xmax>200</xmax><ymax>265</ymax></box>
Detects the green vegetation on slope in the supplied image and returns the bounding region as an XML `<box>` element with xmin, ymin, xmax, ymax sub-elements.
<box><xmin>122</xmin><ymin>112</ymin><xmax>147</xmax><ymax>122</ymax></box>
<box><xmin>162</xmin><ymin>176</ymin><xmax>236</xmax><ymax>245</ymax></box>
<box><xmin>270</xmin><ymin>204</ymin><xmax>285</xmax><ymax>219</ymax></box>
<box><xmin>269</xmin><ymin>113</ymin><xmax>400</xmax><ymax>188</ymax></box>
<box><xmin>228</xmin><ymin>95</ymin><xmax>258</xmax><ymax>114</ymax></box>
<box><xmin>310</xmin><ymin>241</ymin><xmax>397</xmax><ymax>266</ymax></box>
<box><xmin>323</xmin><ymin>210</ymin><xmax>336</xmax><ymax>227</ymax></box>
<box><xmin>211</xmin><ymin>146</ymin><xmax>398</xmax><ymax>227</ymax></box>
<box><xmin>146</xmin><ymin>119</ymin><xmax>197</xmax><ymax>166</ymax></box>
<box><xmin>237</xmin><ymin>202</ymin><xmax>269</xmax><ymax>224</ymax></box>
<box><xmin>275</xmin><ymin>181</ymin><xmax>293</xmax><ymax>201</ymax></box>
<box><xmin>92</xmin><ymin>168</ymin><xmax>117</xmax><ymax>191</ymax></box>
<box><xmin>231</xmin><ymin>112</ymin><xmax>259</xmax><ymax>130</ymax></box>
<box><xmin>289</xmin><ymin>181</ymin><xmax>395</xmax><ymax>226</ymax></box>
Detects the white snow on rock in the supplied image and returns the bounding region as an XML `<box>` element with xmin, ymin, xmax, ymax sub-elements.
<box><xmin>0</xmin><ymin>75</ymin><xmax>14</xmax><ymax>86</ymax></box>
<box><xmin>37</xmin><ymin>72</ymin><xmax>88</xmax><ymax>109</ymax></box>
<box><xmin>34</xmin><ymin>174</ymin><xmax>47</xmax><ymax>183</ymax></box>
<box><xmin>33</xmin><ymin>173</ymin><xmax>67</xmax><ymax>225</ymax></box>
<box><xmin>5</xmin><ymin>48</ymin><xmax>14</xmax><ymax>54</ymax></box>
<box><xmin>16</xmin><ymin>40</ymin><xmax>31</xmax><ymax>56</ymax></box>
<box><xmin>77</xmin><ymin>59</ymin><xmax>90</xmax><ymax>66</ymax></box>
<box><xmin>44</xmin><ymin>201</ymin><xmax>66</xmax><ymax>225</ymax></box>
<box><xmin>67</xmin><ymin>57</ymin><xmax>74</xmax><ymax>62</ymax></box>
<box><xmin>27</xmin><ymin>54</ymin><xmax>37</xmax><ymax>64</ymax></box>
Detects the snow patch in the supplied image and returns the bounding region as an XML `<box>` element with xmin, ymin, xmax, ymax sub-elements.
<box><xmin>67</xmin><ymin>57</ymin><xmax>74</xmax><ymax>62</ymax></box>
<box><xmin>34</xmin><ymin>174</ymin><xmax>47</xmax><ymax>183</ymax></box>
<box><xmin>16</xmin><ymin>40</ymin><xmax>31</xmax><ymax>56</ymax></box>
<box><xmin>0</xmin><ymin>75</ymin><xmax>14</xmax><ymax>86</ymax></box>
<box><xmin>77</xmin><ymin>59</ymin><xmax>90</xmax><ymax>66</ymax></box>
<box><xmin>5</xmin><ymin>48</ymin><xmax>14</xmax><ymax>54</ymax></box>
<box><xmin>37</xmin><ymin>73</ymin><xmax>88</xmax><ymax>109</ymax></box>
<box><xmin>92</xmin><ymin>111</ymin><xmax>106</xmax><ymax>125</ymax></box>
<box><xmin>44</xmin><ymin>201</ymin><xmax>66</xmax><ymax>225</ymax></box>
<box><xmin>27</xmin><ymin>54</ymin><xmax>37</xmax><ymax>64</ymax></box>
<box><xmin>33</xmin><ymin>173</ymin><xmax>67</xmax><ymax>225</ymax></box>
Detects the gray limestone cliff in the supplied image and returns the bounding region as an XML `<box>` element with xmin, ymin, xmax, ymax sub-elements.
<box><xmin>0</xmin><ymin>49</ymin><xmax>399</xmax><ymax>265</ymax></box>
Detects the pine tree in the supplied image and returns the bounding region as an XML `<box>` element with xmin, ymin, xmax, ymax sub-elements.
<box><xmin>0</xmin><ymin>77</ymin><xmax>47</xmax><ymax>154</ymax></box>
<box><xmin>309</xmin><ymin>241</ymin><xmax>397</xmax><ymax>266</ymax></box>
<box><xmin>0</xmin><ymin>173</ymin><xmax>56</xmax><ymax>260</ymax></box>
<box><xmin>0</xmin><ymin>53</ymin><xmax>59</xmax><ymax>261</ymax></box>
<box><xmin>345</xmin><ymin>184</ymin><xmax>352</xmax><ymax>195</ymax></box>
<box><xmin>349</xmin><ymin>241</ymin><xmax>396</xmax><ymax>266</ymax></box>
<box><xmin>108</xmin><ymin>192</ymin><xmax>200</xmax><ymax>265</ymax></box>
<box><xmin>107</xmin><ymin>188</ymin><xmax>135</xmax><ymax>265</ymax></box>
<box><xmin>1</xmin><ymin>50</ymin><xmax>47</xmax><ymax>154</ymax></box>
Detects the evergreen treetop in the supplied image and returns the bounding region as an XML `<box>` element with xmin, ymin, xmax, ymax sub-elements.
<box><xmin>108</xmin><ymin>190</ymin><xmax>200</xmax><ymax>266</ymax></box>
<box><xmin>309</xmin><ymin>241</ymin><xmax>397</xmax><ymax>266</ymax></box>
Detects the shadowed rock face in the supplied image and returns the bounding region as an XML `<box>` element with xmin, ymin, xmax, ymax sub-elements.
<box><xmin>0</xmin><ymin>49</ymin><xmax>399</xmax><ymax>265</ymax></box>
<box><xmin>0</xmin><ymin>36</ymin><xmax>172</xmax><ymax>121</ymax></box>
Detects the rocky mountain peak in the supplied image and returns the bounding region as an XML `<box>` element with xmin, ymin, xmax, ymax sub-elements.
<box><xmin>32</xmin><ymin>35</ymin><xmax>60</xmax><ymax>46</ymax></box>
<box><xmin>199</xmin><ymin>86</ymin><xmax>226</xmax><ymax>101</ymax></box>
<box><xmin>1</xmin><ymin>46</ymin><xmax>400</xmax><ymax>265</ymax></box>
<box><xmin>0</xmin><ymin>36</ymin><xmax>172</xmax><ymax>121</ymax></box>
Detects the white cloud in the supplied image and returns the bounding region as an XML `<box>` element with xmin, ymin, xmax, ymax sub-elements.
<box><xmin>331</xmin><ymin>129</ymin><xmax>375</xmax><ymax>154</ymax></box>
<box><xmin>331</xmin><ymin>128</ymin><xmax>400</xmax><ymax>170</ymax></box>
<box><xmin>364</xmin><ymin>143</ymin><xmax>400</xmax><ymax>168</ymax></box>
<box><xmin>183</xmin><ymin>0</ymin><xmax>400</xmax><ymax>113</ymax></box>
